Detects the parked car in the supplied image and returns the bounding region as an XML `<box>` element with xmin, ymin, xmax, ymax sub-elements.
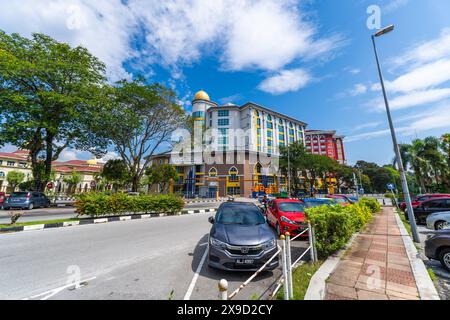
<box><xmin>266</xmin><ymin>198</ymin><xmax>308</xmax><ymax>237</ymax></box>
<box><xmin>0</xmin><ymin>192</ymin><xmax>6</xmax><ymax>209</ymax></box>
<box><xmin>424</xmin><ymin>229</ymin><xmax>450</xmax><ymax>271</ymax></box>
<box><xmin>400</xmin><ymin>194</ymin><xmax>450</xmax><ymax>212</ymax></box>
<box><xmin>302</xmin><ymin>198</ymin><xmax>336</xmax><ymax>208</ymax></box>
<box><xmin>207</xmin><ymin>201</ymin><xmax>279</xmax><ymax>271</ymax></box>
<box><xmin>326</xmin><ymin>195</ymin><xmax>352</xmax><ymax>206</ymax></box>
<box><xmin>3</xmin><ymin>191</ymin><xmax>51</xmax><ymax>210</ymax></box>
<box><xmin>426</xmin><ymin>212</ymin><xmax>450</xmax><ymax>230</ymax></box>
<box><xmin>406</xmin><ymin>197</ymin><xmax>450</xmax><ymax>224</ymax></box>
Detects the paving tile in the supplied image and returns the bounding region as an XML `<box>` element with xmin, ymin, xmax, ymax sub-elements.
<box><xmin>356</xmin><ymin>289</ymin><xmax>389</xmax><ymax>300</ymax></box>
<box><xmin>325</xmin><ymin>293</ymin><xmax>355</xmax><ymax>300</ymax></box>
<box><xmin>385</xmin><ymin>289</ymin><xmax>419</xmax><ymax>300</ymax></box>
<box><xmin>326</xmin><ymin>283</ymin><xmax>358</xmax><ymax>300</ymax></box>
<box><xmin>386</xmin><ymin>281</ymin><xmax>418</xmax><ymax>296</ymax></box>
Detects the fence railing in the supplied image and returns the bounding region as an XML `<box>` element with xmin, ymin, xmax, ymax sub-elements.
<box><xmin>218</xmin><ymin>222</ymin><xmax>317</xmax><ymax>300</ymax></box>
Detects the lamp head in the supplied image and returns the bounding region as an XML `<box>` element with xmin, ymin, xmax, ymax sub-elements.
<box><xmin>374</xmin><ymin>25</ymin><xmax>394</xmax><ymax>37</ymax></box>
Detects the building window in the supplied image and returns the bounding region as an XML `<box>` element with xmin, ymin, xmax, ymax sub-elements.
<box><xmin>209</xmin><ymin>168</ymin><xmax>217</xmax><ymax>177</ymax></box>
<box><xmin>0</xmin><ymin>171</ymin><xmax>5</xmax><ymax>178</ymax></box>
<box><xmin>192</xmin><ymin>111</ymin><xmax>205</xmax><ymax>119</ymax></box>
<box><xmin>218</xmin><ymin>137</ymin><xmax>228</xmax><ymax>144</ymax></box>
<box><xmin>218</xmin><ymin>128</ymin><xmax>228</xmax><ymax>135</ymax></box>
<box><xmin>218</xmin><ymin>118</ymin><xmax>229</xmax><ymax>126</ymax></box>
<box><xmin>267</xmin><ymin>130</ymin><xmax>272</xmax><ymax>138</ymax></box>
<box><xmin>267</xmin><ymin>121</ymin><xmax>273</xmax><ymax>129</ymax></box>
<box><xmin>7</xmin><ymin>161</ymin><xmax>15</xmax><ymax>167</ymax></box>
<box><xmin>218</xmin><ymin>110</ymin><xmax>229</xmax><ymax>117</ymax></box>
<box><xmin>176</xmin><ymin>166</ymin><xmax>184</xmax><ymax>174</ymax></box>
<box><xmin>229</xmin><ymin>167</ymin><xmax>239</xmax><ymax>182</ymax></box>
<box><xmin>227</xmin><ymin>186</ymin><xmax>241</xmax><ymax>195</ymax></box>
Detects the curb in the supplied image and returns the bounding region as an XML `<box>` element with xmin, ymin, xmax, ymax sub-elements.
<box><xmin>304</xmin><ymin>232</ymin><xmax>360</xmax><ymax>300</ymax></box>
<box><xmin>393</xmin><ymin>209</ymin><xmax>440</xmax><ymax>300</ymax></box>
<box><xmin>184</xmin><ymin>199</ymin><xmax>227</xmax><ymax>204</ymax></box>
<box><xmin>0</xmin><ymin>208</ymin><xmax>217</xmax><ymax>234</ymax></box>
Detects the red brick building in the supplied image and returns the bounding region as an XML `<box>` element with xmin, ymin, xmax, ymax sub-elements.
<box><xmin>304</xmin><ymin>130</ymin><xmax>346</xmax><ymax>164</ymax></box>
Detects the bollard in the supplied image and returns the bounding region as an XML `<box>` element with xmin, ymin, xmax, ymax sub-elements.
<box><xmin>285</xmin><ymin>232</ymin><xmax>293</xmax><ymax>299</ymax></box>
<box><xmin>308</xmin><ymin>222</ymin><xmax>316</xmax><ymax>263</ymax></box>
<box><xmin>218</xmin><ymin>279</ymin><xmax>228</xmax><ymax>300</ymax></box>
<box><xmin>311</xmin><ymin>224</ymin><xmax>318</xmax><ymax>262</ymax></box>
<box><xmin>280</xmin><ymin>234</ymin><xmax>289</xmax><ymax>300</ymax></box>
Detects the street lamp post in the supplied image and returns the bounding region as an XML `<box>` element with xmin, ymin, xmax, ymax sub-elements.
<box><xmin>371</xmin><ymin>25</ymin><xmax>420</xmax><ymax>243</ymax></box>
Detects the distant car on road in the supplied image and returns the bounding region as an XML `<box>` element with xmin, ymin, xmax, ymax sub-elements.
<box><xmin>302</xmin><ymin>198</ymin><xmax>336</xmax><ymax>208</ymax></box>
<box><xmin>0</xmin><ymin>192</ymin><xmax>6</xmax><ymax>209</ymax></box>
<box><xmin>266</xmin><ymin>198</ymin><xmax>308</xmax><ymax>237</ymax></box>
<box><xmin>406</xmin><ymin>197</ymin><xmax>450</xmax><ymax>224</ymax></box>
<box><xmin>3</xmin><ymin>191</ymin><xmax>51</xmax><ymax>210</ymax></box>
<box><xmin>326</xmin><ymin>195</ymin><xmax>352</xmax><ymax>206</ymax></box>
<box><xmin>426</xmin><ymin>212</ymin><xmax>450</xmax><ymax>230</ymax></box>
<box><xmin>207</xmin><ymin>201</ymin><xmax>278</xmax><ymax>271</ymax></box>
<box><xmin>425</xmin><ymin>229</ymin><xmax>450</xmax><ymax>271</ymax></box>
<box><xmin>400</xmin><ymin>194</ymin><xmax>450</xmax><ymax>212</ymax></box>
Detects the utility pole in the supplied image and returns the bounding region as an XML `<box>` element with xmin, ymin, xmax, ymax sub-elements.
<box><xmin>371</xmin><ymin>25</ymin><xmax>420</xmax><ymax>243</ymax></box>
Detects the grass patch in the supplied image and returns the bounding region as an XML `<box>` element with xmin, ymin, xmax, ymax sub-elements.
<box><xmin>427</xmin><ymin>268</ymin><xmax>437</xmax><ymax>282</ymax></box>
<box><xmin>397</xmin><ymin>209</ymin><xmax>412</xmax><ymax>236</ymax></box>
<box><xmin>0</xmin><ymin>218</ymin><xmax>79</xmax><ymax>229</ymax></box>
<box><xmin>276</xmin><ymin>261</ymin><xmax>323</xmax><ymax>300</ymax></box>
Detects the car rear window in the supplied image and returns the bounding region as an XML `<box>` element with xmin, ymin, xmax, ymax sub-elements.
<box><xmin>10</xmin><ymin>192</ymin><xmax>28</xmax><ymax>198</ymax></box>
<box><xmin>278</xmin><ymin>202</ymin><xmax>305</xmax><ymax>212</ymax></box>
<box><xmin>216</xmin><ymin>204</ymin><xmax>265</xmax><ymax>225</ymax></box>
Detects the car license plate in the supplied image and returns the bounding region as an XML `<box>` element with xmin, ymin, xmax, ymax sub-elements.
<box><xmin>236</xmin><ymin>259</ymin><xmax>254</xmax><ymax>265</ymax></box>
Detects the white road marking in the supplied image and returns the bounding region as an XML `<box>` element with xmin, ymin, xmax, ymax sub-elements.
<box><xmin>22</xmin><ymin>276</ymin><xmax>97</xmax><ymax>300</ymax></box>
<box><xmin>183</xmin><ymin>247</ymin><xmax>208</xmax><ymax>300</ymax></box>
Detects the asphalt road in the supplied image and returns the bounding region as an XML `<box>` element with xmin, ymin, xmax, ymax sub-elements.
<box><xmin>0</xmin><ymin>209</ymin><xmax>308</xmax><ymax>300</ymax></box>
<box><xmin>0</xmin><ymin>201</ymin><xmax>222</xmax><ymax>224</ymax></box>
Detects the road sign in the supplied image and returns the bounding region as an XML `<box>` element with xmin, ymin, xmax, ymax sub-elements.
<box><xmin>90</xmin><ymin>181</ymin><xmax>96</xmax><ymax>188</ymax></box>
<box><xmin>46</xmin><ymin>182</ymin><xmax>54</xmax><ymax>190</ymax></box>
<box><xmin>387</xmin><ymin>183</ymin><xmax>395</xmax><ymax>190</ymax></box>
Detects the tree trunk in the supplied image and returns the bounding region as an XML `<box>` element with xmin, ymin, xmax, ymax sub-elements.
<box><xmin>131</xmin><ymin>175</ymin><xmax>140</xmax><ymax>192</ymax></box>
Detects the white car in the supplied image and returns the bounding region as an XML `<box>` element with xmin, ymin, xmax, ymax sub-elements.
<box><xmin>426</xmin><ymin>211</ymin><xmax>450</xmax><ymax>230</ymax></box>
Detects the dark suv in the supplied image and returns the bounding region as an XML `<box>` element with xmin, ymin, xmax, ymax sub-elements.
<box><xmin>406</xmin><ymin>197</ymin><xmax>450</xmax><ymax>224</ymax></box>
<box><xmin>207</xmin><ymin>202</ymin><xmax>279</xmax><ymax>271</ymax></box>
<box><xmin>425</xmin><ymin>229</ymin><xmax>450</xmax><ymax>271</ymax></box>
<box><xmin>3</xmin><ymin>192</ymin><xmax>51</xmax><ymax>210</ymax></box>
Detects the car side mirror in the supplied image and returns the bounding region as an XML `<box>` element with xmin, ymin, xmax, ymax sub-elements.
<box><xmin>208</xmin><ymin>216</ymin><xmax>215</xmax><ymax>224</ymax></box>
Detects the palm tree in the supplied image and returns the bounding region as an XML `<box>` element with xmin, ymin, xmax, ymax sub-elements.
<box><xmin>398</xmin><ymin>140</ymin><xmax>428</xmax><ymax>193</ymax></box>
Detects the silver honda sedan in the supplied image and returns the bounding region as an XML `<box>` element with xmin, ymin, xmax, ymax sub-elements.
<box><xmin>426</xmin><ymin>211</ymin><xmax>450</xmax><ymax>230</ymax></box>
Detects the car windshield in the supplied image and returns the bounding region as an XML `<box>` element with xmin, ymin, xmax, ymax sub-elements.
<box><xmin>10</xmin><ymin>192</ymin><xmax>28</xmax><ymax>198</ymax></box>
<box><xmin>305</xmin><ymin>201</ymin><xmax>329</xmax><ymax>207</ymax></box>
<box><xmin>216</xmin><ymin>204</ymin><xmax>265</xmax><ymax>225</ymax></box>
<box><xmin>333</xmin><ymin>198</ymin><xmax>347</xmax><ymax>203</ymax></box>
<box><xmin>278</xmin><ymin>202</ymin><xmax>305</xmax><ymax>212</ymax></box>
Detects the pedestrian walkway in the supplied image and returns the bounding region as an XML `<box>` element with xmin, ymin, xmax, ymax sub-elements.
<box><xmin>325</xmin><ymin>207</ymin><xmax>420</xmax><ymax>300</ymax></box>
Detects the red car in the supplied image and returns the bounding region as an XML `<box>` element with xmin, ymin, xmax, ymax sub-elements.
<box><xmin>0</xmin><ymin>192</ymin><xmax>5</xmax><ymax>209</ymax></box>
<box><xmin>266</xmin><ymin>199</ymin><xmax>308</xmax><ymax>237</ymax></box>
<box><xmin>400</xmin><ymin>194</ymin><xmax>450</xmax><ymax>212</ymax></box>
<box><xmin>326</xmin><ymin>195</ymin><xmax>352</xmax><ymax>206</ymax></box>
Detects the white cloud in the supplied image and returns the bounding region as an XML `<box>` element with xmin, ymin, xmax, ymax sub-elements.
<box><xmin>349</xmin><ymin>68</ymin><xmax>360</xmax><ymax>75</ymax></box>
<box><xmin>391</xmin><ymin>28</ymin><xmax>450</xmax><ymax>69</ymax></box>
<box><xmin>98</xmin><ymin>151</ymin><xmax>120</xmax><ymax>163</ymax></box>
<box><xmin>387</xmin><ymin>59</ymin><xmax>450</xmax><ymax>93</ymax></box>
<box><xmin>353</xmin><ymin>121</ymin><xmax>382</xmax><ymax>132</ymax></box>
<box><xmin>258</xmin><ymin>68</ymin><xmax>311</xmax><ymax>95</ymax></box>
<box><xmin>0</xmin><ymin>0</ymin><xmax>137</xmax><ymax>81</ymax></box>
<box><xmin>374</xmin><ymin>88</ymin><xmax>450</xmax><ymax>111</ymax></box>
<box><xmin>384</xmin><ymin>0</ymin><xmax>410</xmax><ymax>13</ymax></box>
<box><xmin>347</xmin><ymin>103</ymin><xmax>450</xmax><ymax>142</ymax></box>
<box><xmin>350</xmin><ymin>84</ymin><xmax>367</xmax><ymax>96</ymax></box>
<box><xmin>57</xmin><ymin>149</ymin><xmax>91</xmax><ymax>162</ymax></box>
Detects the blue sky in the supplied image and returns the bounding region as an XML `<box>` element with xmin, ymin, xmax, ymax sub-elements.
<box><xmin>1</xmin><ymin>0</ymin><xmax>450</xmax><ymax>165</ymax></box>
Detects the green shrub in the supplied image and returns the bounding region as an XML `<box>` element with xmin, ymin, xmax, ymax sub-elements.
<box><xmin>306</xmin><ymin>202</ymin><xmax>375</xmax><ymax>259</ymax></box>
<box><xmin>359</xmin><ymin>197</ymin><xmax>381</xmax><ymax>214</ymax></box>
<box><xmin>75</xmin><ymin>193</ymin><xmax>184</xmax><ymax>217</ymax></box>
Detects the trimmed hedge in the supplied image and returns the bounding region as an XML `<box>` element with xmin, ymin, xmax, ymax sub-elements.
<box><xmin>75</xmin><ymin>193</ymin><xmax>184</xmax><ymax>217</ymax></box>
<box><xmin>306</xmin><ymin>200</ymin><xmax>379</xmax><ymax>259</ymax></box>
<box><xmin>359</xmin><ymin>197</ymin><xmax>381</xmax><ymax>214</ymax></box>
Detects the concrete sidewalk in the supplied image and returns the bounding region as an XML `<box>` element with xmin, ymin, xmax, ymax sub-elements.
<box><xmin>325</xmin><ymin>207</ymin><xmax>420</xmax><ymax>300</ymax></box>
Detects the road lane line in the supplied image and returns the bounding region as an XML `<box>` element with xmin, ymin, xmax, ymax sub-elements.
<box><xmin>183</xmin><ymin>247</ymin><xmax>208</xmax><ymax>300</ymax></box>
<box><xmin>23</xmin><ymin>276</ymin><xmax>97</xmax><ymax>300</ymax></box>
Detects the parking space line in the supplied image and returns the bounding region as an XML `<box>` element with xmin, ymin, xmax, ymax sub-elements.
<box><xmin>184</xmin><ymin>247</ymin><xmax>208</xmax><ymax>300</ymax></box>
<box><xmin>22</xmin><ymin>276</ymin><xmax>97</xmax><ymax>300</ymax></box>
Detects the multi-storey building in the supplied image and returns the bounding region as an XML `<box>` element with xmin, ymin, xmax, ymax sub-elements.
<box><xmin>304</xmin><ymin>130</ymin><xmax>346</xmax><ymax>164</ymax></box>
<box><xmin>151</xmin><ymin>90</ymin><xmax>308</xmax><ymax>197</ymax></box>
<box><xmin>0</xmin><ymin>150</ymin><xmax>102</xmax><ymax>193</ymax></box>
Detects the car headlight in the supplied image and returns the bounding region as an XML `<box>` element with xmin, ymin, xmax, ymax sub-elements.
<box><xmin>281</xmin><ymin>216</ymin><xmax>296</xmax><ymax>225</ymax></box>
<box><xmin>262</xmin><ymin>239</ymin><xmax>276</xmax><ymax>249</ymax></box>
<box><xmin>209</xmin><ymin>237</ymin><xmax>227</xmax><ymax>249</ymax></box>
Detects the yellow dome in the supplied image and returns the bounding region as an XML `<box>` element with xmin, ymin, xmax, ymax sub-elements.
<box><xmin>193</xmin><ymin>90</ymin><xmax>210</xmax><ymax>101</ymax></box>
<box><xmin>87</xmin><ymin>159</ymin><xmax>97</xmax><ymax>165</ymax></box>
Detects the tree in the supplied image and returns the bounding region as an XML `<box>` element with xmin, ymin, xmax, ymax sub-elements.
<box><xmin>101</xmin><ymin>159</ymin><xmax>130</xmax><ymax>192</ymax></box>
<box><xmin>6</xmin><ymin>171</ymin><xmax>25</xmax><ymax>191</ymax></box>
<box><xmin>0</xmin><ymin>31</ymin><xmax>109</xmax><ymax>191</ymax></box>
<box><xmin>96</xmin><ymin>79</ymin><xmax>187</xmax><ymax>192</ymax></box>
<box><xmin>144</xmin><ymin>164</ymin><xmax>178</xmax><ymax>193</ymax></box>
<box><xmin>63</xmin><ymin>171</ymin><xmax>82</xmax><ymax>194</ymax></box>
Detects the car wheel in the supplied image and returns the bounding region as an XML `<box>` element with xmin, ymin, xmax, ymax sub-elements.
<box><xmin>435</xmin><ymin>221</ymin><xmax>449</xmax><ymax>230</ymax></box>
<box><xmin>438</xmin><ymin>248</ymin><xmax>450</xmax><ymax>272</ymax></box>
<box><xmin>3</xmin><ymin>206</ymin><xmax>9</xmax><ymax>210</ymax></box>
<box><xmin>27</xmin><ymin>203</ymin><xmax>34</xmax><ymax>210</ymax></box>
